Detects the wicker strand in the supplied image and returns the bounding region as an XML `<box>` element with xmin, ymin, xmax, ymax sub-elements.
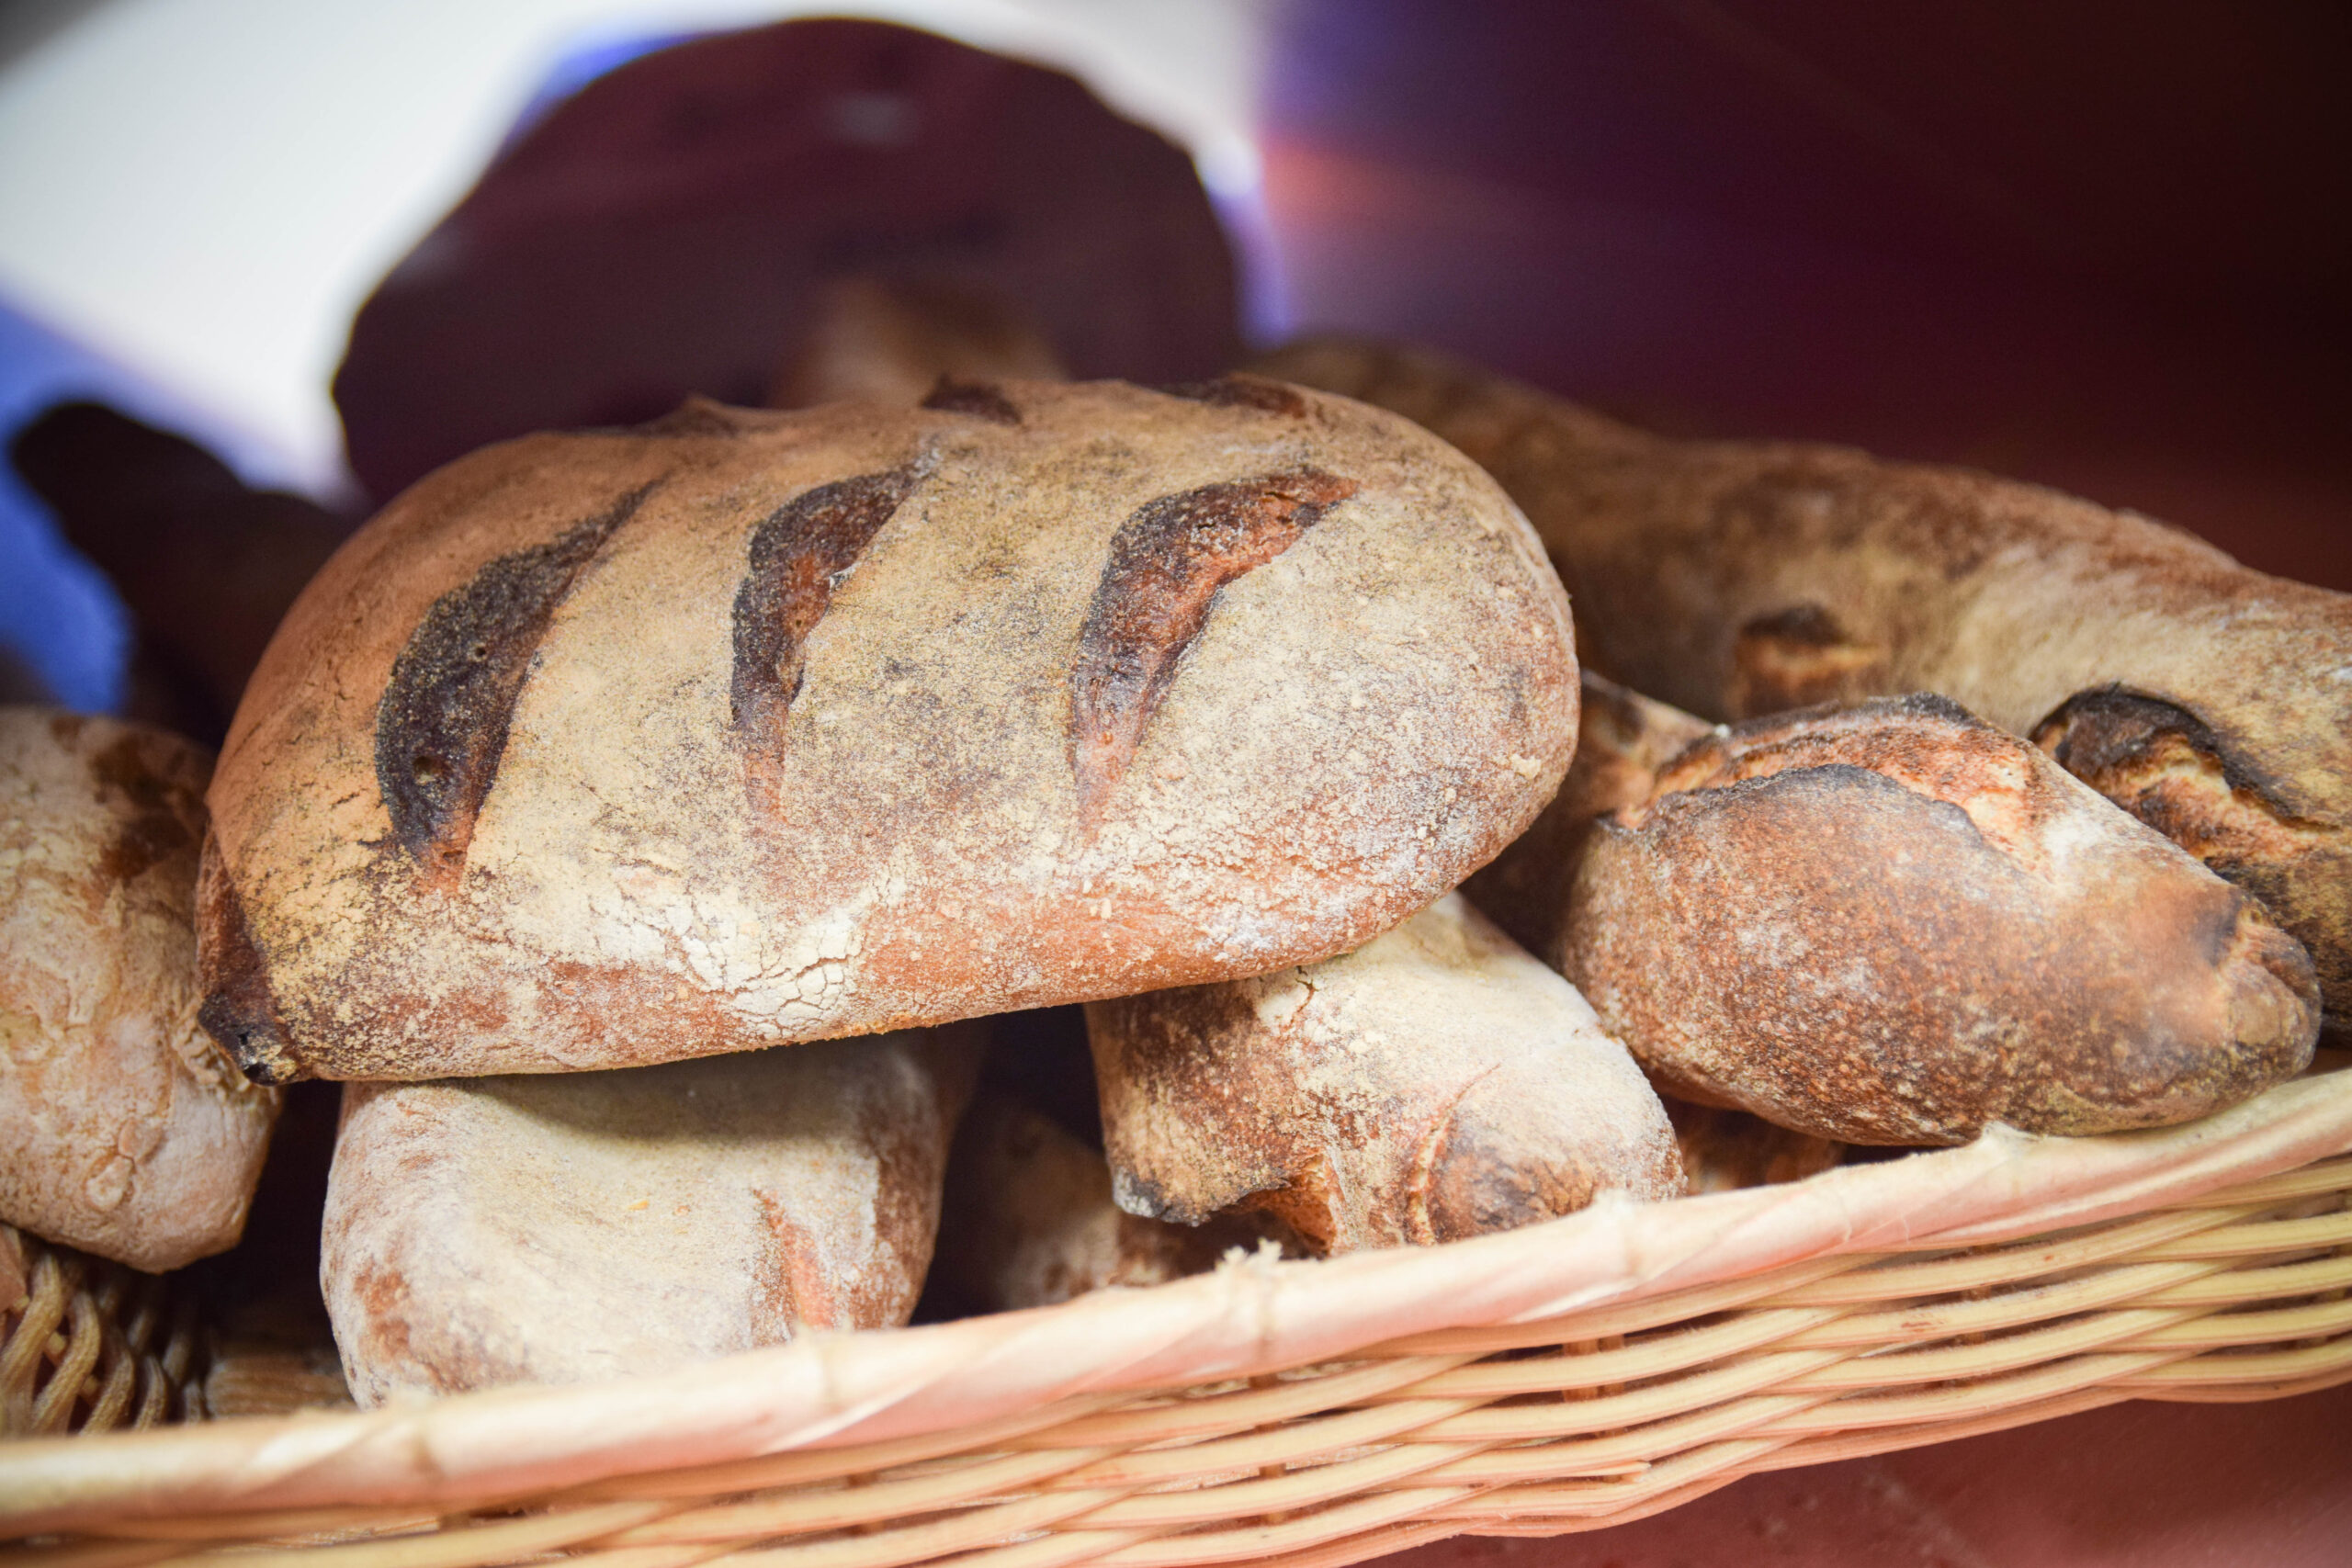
<box><xmin>0</xmin><ymin>1226</ymin><xmax>205</xmax><ymax>1440</ymax></box>
<box><xmin>7</xmin><ymin>1159</ymin><xmax>2352</xmax><ymax>1568</ymax></box>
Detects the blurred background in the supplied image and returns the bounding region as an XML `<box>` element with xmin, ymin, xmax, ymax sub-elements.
<box><xmin>1</xmin><ymin>0</ymin><xmax>2346</xmax><ymax>704</ymax></box>
<box><xmin>1</xmin><ymin>5</ymin><xmax>2347</xmax><ymax>1560</ymax></box>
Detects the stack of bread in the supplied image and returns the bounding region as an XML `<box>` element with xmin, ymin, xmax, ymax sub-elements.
<box><xmin>5</xmin><ymin>336</ymin><xmax>2343</xmax><ymax>1418</ymax></box>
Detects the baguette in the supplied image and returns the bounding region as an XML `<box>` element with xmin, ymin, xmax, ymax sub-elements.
<box><xmin>1260</xmin><ymin>338</ymin><xmax>2352</xmax><ymax>1021</ymax></box>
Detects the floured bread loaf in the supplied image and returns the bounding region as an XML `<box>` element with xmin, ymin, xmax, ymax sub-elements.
<box><xmin>929</xmin><ymin>1092</ymin><xmax>1293</xmax><ymax>1314</ymax></box>
<box><xmin>1260</xmin><ymin>337</ymin><xmax>2352</xmax><ymax>1023</ymax></box>
<box><xmin>1088</xmin><ymin>893</ymin><xmax>1681</xmax><ymax>1254</ymax></box>
<box><xmin>1564</xmin><ymin>695</ymin><xmax>2320</xmax><ymax>1145</ymax></box>
<box><xmin>1465</xmin><ymin>671</ymin><xmax>1713</xmax><ymax>955</ymax></box>
<box><xmin>202</xmin><ymin>377</ymin><xmax>1576</xmax><ymax>1081</ymax></box>
<box><xmin>321</xmin><ymin>1030</ymin><xmax>976</xmax><ymax>1404</ymax></box>
<box><xmin>1</xmin><ymin>709</ymin><xmax>277</xmax><ymax>1270</ymax></box>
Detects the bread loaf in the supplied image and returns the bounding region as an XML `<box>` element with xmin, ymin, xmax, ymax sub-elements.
<box><xmin>928</xmin><ymin>1092</ymin><xmax>1293</xmax><ymax>1314</ymax></box>
<box><xmin>203</xmin><ymin>378</ymin><xmax>1577</xmax><ymax>1081</ymax></box>
<box><xmin>1088</xmin><ymin>893</ymin><xmax>1681</xmax><ymax>1253</ymax></box>
<box><xmin>1259</xmin><ymin>338</ymin><xmax>2352</xmax><ymax>1023</ymax></box>
<box><xmin>321</xmin><ymin>1030</ymin><xmax>976</xmax><ymax>1404</ymax></box>
<box><xmin>1464</xmin><ymin>671</ymin><xmax>1713</xmax><ymax>956</ymax></box>
<box><xmin>1563</xmin><ymin>694</ymin><xmax>2320</xmax><ymax>1145</ymax></box>
<box><xmin>1</xmin><ymin>710</ymin><xmax>277</xmax><ymax>1270</ymax></box>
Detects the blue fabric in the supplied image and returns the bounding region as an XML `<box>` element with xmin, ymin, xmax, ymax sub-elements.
<box><xmin>0</xmin><ymin>292</ymin><xmax>134</xmax><ymax>711</ymax></box>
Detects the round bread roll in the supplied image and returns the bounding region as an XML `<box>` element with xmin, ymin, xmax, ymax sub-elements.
<box><xmin>201</xmin><ymin>378</ymin><xmax>1577</xmax><ymax>1082</ymax></box>
<box><xmin>1563</xmin><ymin>695</ymin><xmax>2320</xmax><ymax>1145</ymax></box>
<box><xmin>1</xmin><ymin>709</ymin><xmax>277</xmax><ymax>1270</ymax></box>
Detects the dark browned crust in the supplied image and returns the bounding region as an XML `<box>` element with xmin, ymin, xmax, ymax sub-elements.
<box><xmin>729</xmin><ymin>463</ymin><xmax>926</xmax><ymax>765</ymax></box>
<box><xmin>374</xmin><ymin>481</ymin><xmax>658</xmax><ymax>879</ymax></box>
<box><xmin>919</xmin><ymin>377</ymin><xmax>1022</xmax><ymax>424</ymax></box>
<box><xmin>195</xmin><ymin>834</ymin><xmax>300</xmax><ymax>1086</ymax></box>
<box><xmin>1153</xmin><ymin>375</ymin><xmax>1307</xmax><ymax>417</ymax></box>
<box><xmin>1069</xmin><ymin>468</ymin><xmax>1358</xmax><ymax>817</ymax></box>
<box><xmin>2034</xmin><ymin>685</ymin><xmax>2349</xmax><ymax>1003</ymax></box>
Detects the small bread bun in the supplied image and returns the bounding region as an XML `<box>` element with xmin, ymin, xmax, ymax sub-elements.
<box><xmin>1088</xmin><ymin>893</ymin><xmax>1681</xmax><ymax>1254</ymax></box>
<box><xmin>1</xmin><ymin>708</ymin><xmax>277</xmax><ymax>1270</ymax></box>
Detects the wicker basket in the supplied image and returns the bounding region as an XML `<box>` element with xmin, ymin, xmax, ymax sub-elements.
<box><xmin>6</xmin><ymin>1067</ymin><xmax>2350</xmax><ymax>1566</ymax></box>
<box><xmin>0</xmin><ymin>1228</ymin><xmax>206</xmax><ymax>1438</ymax></box>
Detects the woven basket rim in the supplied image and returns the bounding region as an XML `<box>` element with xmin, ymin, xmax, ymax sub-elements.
<box><xmin>7</xmin><ymin>1069</ymin><xmax>2351</xmax><ymax>1537</ymax></box>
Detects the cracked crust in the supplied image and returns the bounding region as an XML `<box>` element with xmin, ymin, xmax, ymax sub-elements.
<box><xmin>1087</xmin><ymin>892</ymin><xmax>1681</xmax><ymax>1255</ymax></box>
<box><xmin>1561</xmin><ymin>696</ymin><xmax>2321</xmax><ymax>1145</ymax></box>
<box><xmin>205</xmin><ymin>380</ymin><xmax>1575</xmax><ymax>1079</ymax></box>
<box><xmin>1259</xmin><ymin>337</ymin><xmax>2352</xmax><ymax>1021</ymax></box>
<box><xmin>1</xmin><ymin>708</ymin><xmax>279</xmax><ymax>1269</ymax></box>
<box><xmin>321</xmin><ymin>1028</ymin><xmax>978</xmax><ymax>1404</ymax></box>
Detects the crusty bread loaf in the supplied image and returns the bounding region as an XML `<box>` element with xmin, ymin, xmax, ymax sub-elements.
<box><xmin>1563</xmin><ymin>694</ymin><xmax>2319</xmax><ymax>1145</ymax></box>
<box><xmin>928</xmin><ymin>1092</ymin><xmax>1294</xmax><ymax>1314</ymax></box>
<box><xmin>321</xmin><ymin>1030</ymin><xmax>976</xmax><ymax>1404</ymax></box>
<box><xmin>1088</xmin><ymin>893</ymin><xmax>1681</xmax><ymax>1254</ymax></box>
<box><xmin>1</xmin><ymin>709</ymin><xmax>277</xmax><ymax>1270</ymax></box>
<box><xmin>203</xmin><ymin>378</ymin><xmax>1577</xmax><ymax>1081</ymax></box>
<box><xmin>1465</xmin><ymin>671</ymin><xmax>1713</xmax><ymax>956</ymax></box>
<box><xmin>1259</xmin><ymin>338</ymin><xmax>2352</xmax><ymax>1022</ymax></box>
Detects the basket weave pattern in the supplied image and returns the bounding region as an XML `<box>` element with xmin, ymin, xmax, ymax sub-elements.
<box><xmin>1</xmin><ymin>1225</ymin><xmax>205</xmax><ymax>1439</ymax></box>
<box><xmin>10</xmin><ymin>1149</ymin><xmax>2349</xmax><ymax>1568</ymax></box>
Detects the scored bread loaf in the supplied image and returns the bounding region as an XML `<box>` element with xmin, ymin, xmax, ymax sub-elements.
<box><xmin>1260</xmin><ymin>338</ymin><xmax>2352</xmax><ymax>1023</ymax></box>
<box><xmin>321</xmin><ymin>1030</ymin><xmax>977</xmax><ymax>1404</ymax></box>
<box><xmin>203</xmin><ymin>378</ymin><xmax>1577</xmax><ymax>1081</ymax></box>
<box><xmin>1563</xmin><ymin>694</ymin><xmax>2320</xmax><ymax>1145</ymax></box>
<box><xmin>1</xmin><ymin>709</ymin><xmax>277</xmax><ymax>1270</ymax></box>
<box><xmin>1088</xmin><ymin>893</ymin><xmax>1681</xmax><ymax>1254</ymax></box>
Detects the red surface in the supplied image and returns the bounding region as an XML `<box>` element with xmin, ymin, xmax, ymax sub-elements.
<box><xmin>1256</xmin><ymin>2</ymin><xmax>2352</xmax><ymax>593</ymax></box>
<box><xmin>1378</xmin><ymin>1385</ymin><xmax>2352</xmax><ymax>1566</ymax></box>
